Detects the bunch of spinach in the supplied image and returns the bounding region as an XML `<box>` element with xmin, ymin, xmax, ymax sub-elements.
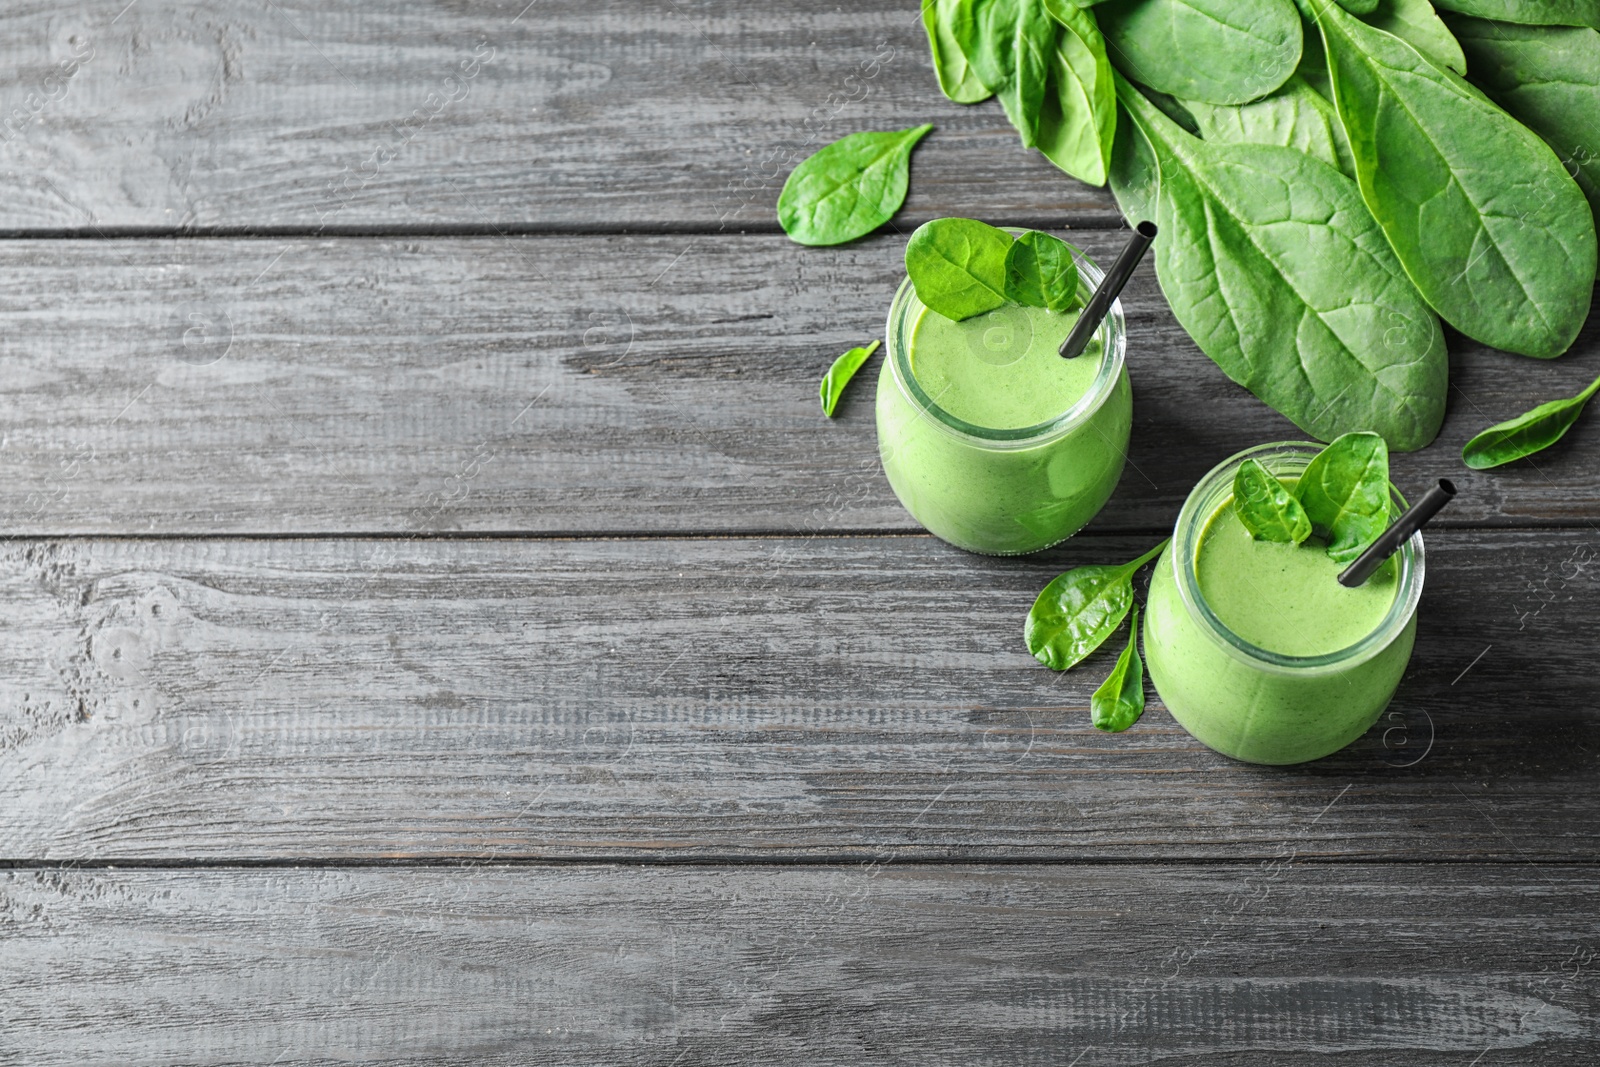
<box><xmin>918</xmin><ymin>0</ymin><xmax>1600</xmax><ymax>458</ymax></box>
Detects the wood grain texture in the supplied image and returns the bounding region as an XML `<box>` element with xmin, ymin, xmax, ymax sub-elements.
<box><xmin>0</xmin><ymin>529</ymin><xmax>1594</xmax><ymax>862</ymax></box>
<box><xmin>0</xmin><ymin>233</ymin><xmax>1594</xmax><ymax>536</ymax></box>
<box><xmin>3</xmin><ymin>864</ymin><xmax>1597</xmax><ymax>1065</ymax></box>
<box><xmin>0</xmin><ymin>0</ymin><xmax>1114</xmax><ymax>233</ymax></box>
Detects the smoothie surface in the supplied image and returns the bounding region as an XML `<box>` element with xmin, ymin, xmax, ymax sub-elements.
<box><xmin>908</xmin><ymin>302</ymin><xmax>1102</xmax><ymax>429</ymax></box>
<box><xmin>1195</xmin><ymin>500</ymin><xmax>1399</xmax><ymax>658</ymax></box>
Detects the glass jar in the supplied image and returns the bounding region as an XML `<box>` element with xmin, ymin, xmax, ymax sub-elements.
<box><xmin>1143</xmin><ymin>442</ymin><xmax>1425</xmax><ymax>765</ymax></box>
<box><xmin>875</xmin><ymin>242</ymin><xmax>1131</xmax><ymax>556</ymax></box>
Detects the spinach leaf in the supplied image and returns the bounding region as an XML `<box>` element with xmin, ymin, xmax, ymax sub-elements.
<box><xmin>1297</xmin><ymin>431</ymin><xmax>1392</xmax><ymax>563</ymax></box>
<box><xmin>1234</xmin><ymin>458</ymin><xmax>1313</xmax><ymax>543</ymax></box>
<box><xmin>1312</xmin><ymin>0</ymin><xmax>1597</xmax><ymax>359</ymax></box>
<box><xmin>1431</xmin><ymin>0</ymin><xmax>1600</xmax><ymax>28</ymax></box>
<box><xmin>952</xmin><ymin>0</ymin><xmax>1057</xmax><ymax>146</ymax></box>
<box><xmin>819</xmin><ymin>340</ymin><xmax>881</xmax><ymax>418</ymax></box>
<box><xmin>1108</xmin><ymin>102</ymin><xmax>1161</xmax><ymax>226</ymax></box>
<box><xmin>1461</xmin><ymin>370</ymin><xmax>1600</xmax><ymax>468</ymax></box>
<box><xmin>1340</xmin><ymin>0</ymin><xmax>1383</xmax><ymax>11</ymax></box>
<box><xmin>1004</xmin><ymin>230</ymin><xmax>1082</xmax><ymax>311</ymax></box>
<box><xmin>1181</xmin><ymin>74</ymin><xmax>1351</xmax><ymax>173</ymax></box>
<box><xmin>1117</xmin><ymin>74</ymin><xmax>1449</xmax><ymax>451</ymax></box>
<box><xmin>1364</xmin><ymin>0</ymin><xmax>1468</xmax><ymax>73</ymax></box>
<box><xmin>905</xmin><ymin>217</ymin><xmax>1015</xmax><ymax>321</ymax></box>
<box><xmin>777</xmin><ymin>125</ymin><xmax>933</xmax><ymax>247</ymax></box>
<box><xmin>1036</xmin><ymin>0</ymin><xmax>1118</xmax><ymax>183</ymax></box>
<box><xmin>1096</xmin><ymin>0</ymin><xmax>1304</xmax><ymax>105</ymax></box>
<box><xmin>923</xmin><ymin>0</ymin><xmax>994</xmax><ymax>103</ymax></box>
<box><xmin>1026</xmin><ymin>539</ymin><xmax>1169</xmax><ymax>671</ymax></box>
<box><xmin>1091</xmin><ymin>604</ymin><xmax>1147</xmax><ymax>732</ymax></box>
<box><xmin>1451</xmin><ymin>17</ymin><xmax>1600</xmax><ymax>218</ymax></box>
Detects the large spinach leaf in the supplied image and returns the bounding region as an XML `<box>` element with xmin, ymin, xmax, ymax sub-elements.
<box><xmin>924</xmin><ymin>0</ymin><xmax>994</xmax><ymax>103</ymax></box>
<box><xmin>1096</xmin><ymin>0</ymin><xmax>1303</xmax><ymax>105</ymax></box>
<box><xmin>1431</xmin><ymin>0</ymin><xmax>1600</xmax><ymax>28</ymax></box>
<box><xmin>777</xmin><ymin>125</ymin><xmax>933</xmax><ymax>246</ymax></box>
<box><xmin>1452</xmin><ymin>16</ymin><xmax>1600</xmax><ymax>218</ymax></box>
<box><xmin>1313</xmin><ymin>0</ymin><xmax>1597</xmax><ymax>358</ymax></box>
<box><xmin>1117</xmin><ymin>74</ymin><xmax>1448</xmax><ymax>451</ymax></box>
<box><xmin>1181</xmin><ymin>74</ymin><xmax>1351</xmax><ymax>173</ymax></box>
<box><xmin>1365</xmin><ymin>0</ymin><xmax>1468</xmax><ymax>73</ymax></box>
<box><xmin>1035</xmin><ymin>0</ymin><xmax>1118</xmax><ymax>183</ymax></box>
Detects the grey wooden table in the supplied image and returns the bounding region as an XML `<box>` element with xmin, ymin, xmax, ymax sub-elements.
<box><xmin>1</xmin><ymin>2</ymin><xmax>1597</xmax><ymax>1063</ymax></box>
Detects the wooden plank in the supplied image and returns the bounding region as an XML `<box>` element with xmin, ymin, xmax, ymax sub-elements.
<box><xmin>0</xmin><ymin>233</ymin><xmax>1594</xmax><ymax>535</ymax></box>
<box><xmin>0</xmin><ymin>529</ymin><xmax>1595</xmax><ymax>862</ymax></box>
<box><xmin>0</xmin><ymin>0</ymin><xmax>1113</xmax><ymax>233</ymax></box>
<box><xmin>2</xmin><ymin>864</ymin><xmax>1597</xmax><ymax>1064</ymax></box>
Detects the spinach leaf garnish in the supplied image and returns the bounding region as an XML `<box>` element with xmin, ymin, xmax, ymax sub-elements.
<box><xmin>1297</xmin><ymin>431</ymin><xmax>1392</xmax><ymax>564</ymax></box>
<box><xmin>1233</xmin><ymin>458</ymin><xmax>1312</xmax><ymax>544</ymax></box>
<box><xmin>1095</xmin><ymin>0</ymin><xmax>1304</xmax><ymax>105</ymax></box>
<box><xmin>819</xmin><ymin>340</ymin><xmax>881</xmax><ymax>418</ymax></box>
<box><xmin>1311</xmin><ymin>0</ymin><xmax>1596</xmax><ymax>359</ymax></box>
<box><xmin>905</xmin><ymin>217</ymin><xmax>1014</xmax><ymax>321</ymax></box>
<box><xmin>1117</xmin><ymin>73</ymin><xmax>1449</xmax><ymax>451</ymax></box>
<box><xmin>777</xmin><ymin>125</ymin><xmax>933</xmax><ymax>247</ymax></box>
<box><xmin>1026</xmin><ymin>538</ymin><xmax>1169</xmax><ymax>671</ymax></box>
<box><xmin>1462</xmin><ymin>370</ymin><xmax>1600</xmax><ymax>469</ymax></box>
<box><xmin>1091</xmin><ymin>604</ymin><xmax>1147</xmax><ymax>732</ymax></box>
<box><xmin>1004</xmin><ymin>230</ymin><xmax>1081</xmax><ymax>311</ymax></box>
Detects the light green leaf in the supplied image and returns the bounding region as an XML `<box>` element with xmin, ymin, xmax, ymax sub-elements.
<box><xmin>1004</xmin><ymin>230</ymin><xmax>1082</xmax><ymax>311</ymax></box>
<box><xmin>1026</xmin><ymin>539</ymin><xmax>1168</xmax><ymax>671</ymax></box>
<box><xmin>777</xmin><ymin>125</ymin><xmax>933</xmax><ymax>246</ymax></box>
<box><xmin>1233</xmin><ymin>458</ymin><xmax>1313</xmax><ymax>543</ymax></box>
<box><xmin>905</xmin><ymin>217</ymin><xmax>1015</xmax><ymax>322</ymax></box>
<box><xmin>1181</xmin><ymin>74</ymin><xmax>1350</xmax><ymax>173</ymax></box>
<box><xmin>1431</xmin><ymin>0</ymin><xmax>1600</xmax><ymax>29</ymax></box>
<box><xmin>923</xmin><ymin>0</ymin><xmax>994</xmax><ymax>103</ymax></box>
<box><xmin>1296</xmin><ymin>431</ymin><xmax>1392</xmax><ymax>564</ymax></box>
<box><xmin>1096</xmin><ymin>0</ymin><xmax>1304</xmax><ymax>105</ymax></box>
<box><xmin>819</xmin><ymin>340</ymin><xmax>881</xmax><ymax>418</ymax></box>
<box><xmin>1462</xmin><ymin>370</ymin><xmax>1600</xmax><ymax>468</ymax></box>
<box><xmin>1091</xmin><ymin>604</ymin><xmax>1147</xmax><ymax>732</ymax></box>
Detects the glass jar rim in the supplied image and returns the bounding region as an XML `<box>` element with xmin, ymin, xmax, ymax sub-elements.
<box><xmin>884</xmin><ymin>231</ymin><xmax>1126</xmax><ymax>448</ymax></box>
<box><xmin>1169</xmin><ymin>441</ymin><xmax>1425</xmax><ymax>675</ymax></box>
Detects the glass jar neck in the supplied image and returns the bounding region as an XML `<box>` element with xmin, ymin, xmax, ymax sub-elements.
<box><xmin>1169</xmin><ymin>441</ymin><xmax>1425</xmax><ymax>675</ymax></box>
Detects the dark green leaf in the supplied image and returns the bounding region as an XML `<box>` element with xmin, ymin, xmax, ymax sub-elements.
<box><xmin>819</xmin><ymin>340</ymin><xmax>881</xmax><ymax>418</ymax></box>
<box><xmin>1431</xmin><ymin>0</ymin><xmax>1600</xmax><ymax>28</ymax></box>
<box><xmin>1117</xmin><ymin>75</ymin><xmax>1448</xmax><ymax>451</ymax></box>
<box><xmin>923</xmin><ymin>0</ymin><xmax>994</xmax><ymax>103</ymax></box>
<box><xmin>1004</xmin><ymin>230</ymin><xmax>1082</xmax><ymax>311</ymax></box>
<box><xmin>1026</xmin><ymin>539</ymin><xmax>1168</xmax><ymax>671</ymax></box>
<box><xmin>1091</xmin><ymin>604</ymin><xmax>1147</xmax><ymax>732</ymax></box>
<box><xmin>1313</xmin><ymin>0</ymin><xmax>1597</xmax><ymax>358</ymax></box>
<box><xmin>905</xmin><ymin>217</ymin><xmax>1015</xmax><ymax>322</ymax></box>
<box><xmin>1363</xmin><ymin>0</ymin><xmax>1468</xmax><ymax>73</ymax></box>
<box><xmin>1340</xmin><ymin>0</ymin><xmax>1382</xmax><ymax>12</ymax></box>
<box><xmin>776</xmin><ymin>125</ymin><xmax>933</xmax><ymax>247</ymax></box>
<box><xmin>1451</xmin><ymin>16</ymin><xmax>1600</xmax><ymax>218</ymax></box>
<box><xmin>1461</xmin><ymin>370</ymin><xmax>1600</xmax><ymax>468</ymax></box>
<box><xmin>1036</xmin><ymin>0</ymin><xmax>1118</xmax><ymax>183</ymax></box>
<box><xmin>1233</xmin><ymin>458</ymin><xmax>1313</xmax><ymax>544</ymax></box>
<box><xmin>1096</xmin><ymin>0</ymin><xmax>1303</xmax><ymax>105</ymax></box>
<box><xmin>1108</xmin><ymin>102</ymin><xmax>1161</xmax><ymax>226</ymax></box>
<box><xmin>1296</xmin><ymin>431</ymin><xmax>1392</xmax><ymax>564</ymax></box>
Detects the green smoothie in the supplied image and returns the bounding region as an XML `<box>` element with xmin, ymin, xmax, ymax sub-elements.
<box><xmin>876</xmin><ymin>277</ymin><xmax>1131</xmax><ymax>556</ymax></box>
<box><xmin>1143</xmin><ymin>445</ymin><xmax>1422</xmax><ymax>765</ymax></box>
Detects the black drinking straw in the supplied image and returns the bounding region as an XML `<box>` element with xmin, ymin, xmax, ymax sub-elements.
<box><xmin>1337</xmin><ymin>479</ymin><xmax>1458</xmax><ymax>588</ymax></box>
<box><xmin>1059</xmin><ymin>220</ymin><xmax>1158</xmax><ymax>359</ymax></box>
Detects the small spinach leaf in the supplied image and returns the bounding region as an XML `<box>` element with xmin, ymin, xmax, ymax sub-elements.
<box><xmin>1004</xmin><ymin>230</ymin><xmax>1082</xmax><ymax>311</ymax></box>
<box><xmin>819</xmin><ymin>340</ymin><xmax>881</xmax><ymax>418</ymax></box>
<box><xmin>777</xmin><ymin>125</ymin><xmax>933</xmax><ymax>247</ymax></box>
<box><xmin>1091</xmin><ymin>604</ymin><xmax>1147</xmax><ymax>732</ymax></box>
<box><xmin>1313</xmin><ymin>0</ymin><xmax>1597</xmax><ymax>358</ymax></box>
<box><xmin>1026</xmin><ymin>539</ymin><xmax>1169</xmax><ymax>671</ymax></box>
<box><xmin>1461</xmin><ymin>370</ymin><xmax>1600</xmax><ymax>468</ymax></box>
<box><xmin>923</xmin><ymin>0</ymin><xmax>994</xmax><ymax>103</ymax></box>
<box><xmin>906</xmin><ymin>217</ymin><xmax>1015</xmax><ymax>321</ymax></box>
<box><xmin>1096</xmin><ymin>0</ymin><xmax>1304</xmax><ymax>105</ymax></box>
<box><xmin>1234</xmin><ymin>458</ymin><xmax>1313</xmax><ymax>543</ymax></box>
<box><xmin>1431</xmin><ymin>0</ymin><xmax>1600</xmax><ymax>29</ymax></box>
<box><xmin>1296</xmin><ymin>431</ymin><xmax>1392</xmax><ymax>563</ymax></box>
